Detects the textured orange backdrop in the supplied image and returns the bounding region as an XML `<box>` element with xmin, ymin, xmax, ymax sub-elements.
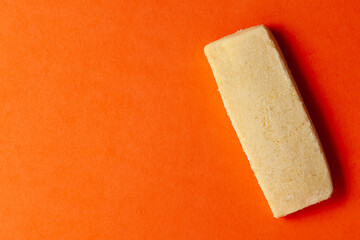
<box><xmin>0</xmin><ymin>0</ymin><xmax>359</xmax><ymax>239</ymax></box>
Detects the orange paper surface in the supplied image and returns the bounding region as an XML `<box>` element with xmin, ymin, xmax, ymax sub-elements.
<box><xmin>0</xmin><ymin>1</ymin><xmax>359</xmax><ymax>239</ymax></box>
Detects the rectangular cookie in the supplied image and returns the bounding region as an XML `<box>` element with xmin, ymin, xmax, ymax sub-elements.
<box><xmin>204</xmin><ymin>25</ymin><xmax>333</xmax><ymax>217</ymax></box>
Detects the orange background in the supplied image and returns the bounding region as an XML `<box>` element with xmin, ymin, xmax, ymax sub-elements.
<box><xmin>0</xmin><ymin>0</ymin><xmax>359</xmax><ymax>239</ymax></box>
